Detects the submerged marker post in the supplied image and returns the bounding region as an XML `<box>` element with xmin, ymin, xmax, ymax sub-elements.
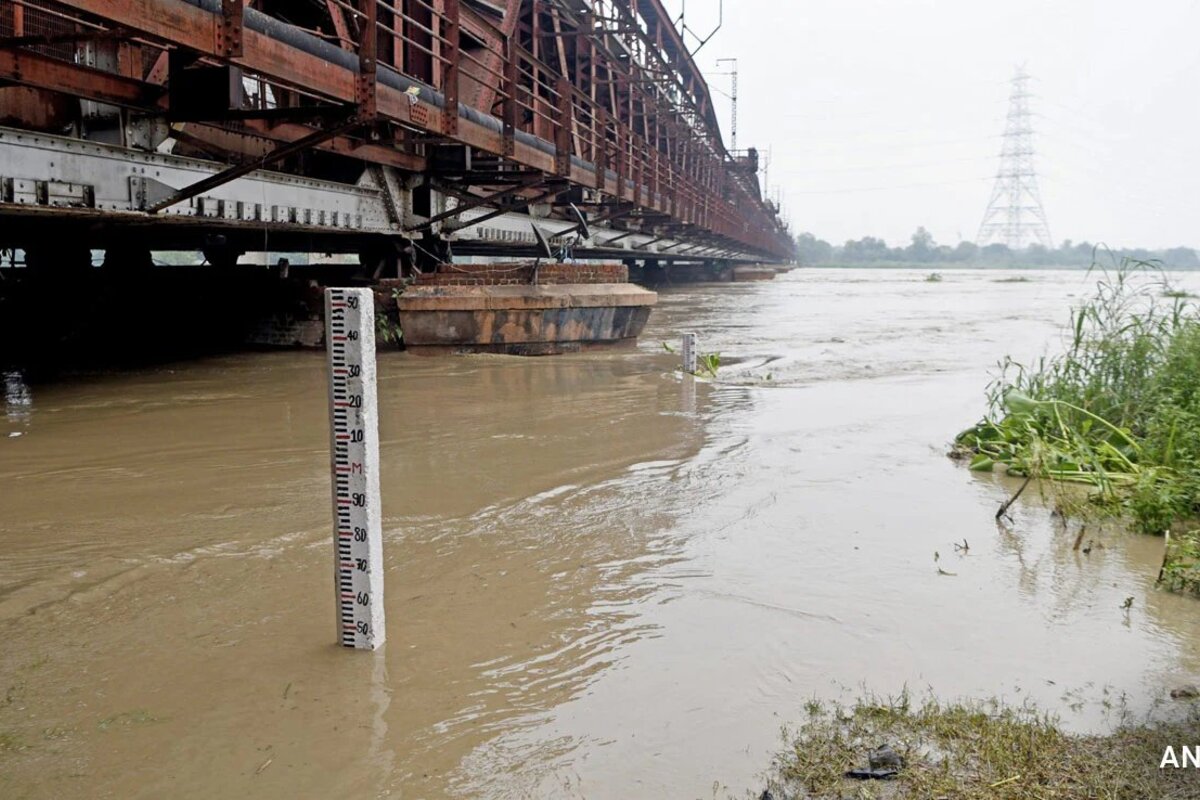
<box><xmin>681</xmin><ymin>332</ymin><xmax>698</xmax><ymax>374</ymax></box>
<box><xmin>325</xmin><ymin>288</ymin><xmax>385</xmax><ymax>650</ymax></box>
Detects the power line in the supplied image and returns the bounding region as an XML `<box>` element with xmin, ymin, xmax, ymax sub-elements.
<box><xmin>770</xmin><ymin>128</ymin><xmax>1001</xmax><ymax>145</ymax></box>
<box><xmin>778</xmin><ymin>154</ymin><xmax>994</xmax><ymax>175</ymax></box>
<box><xmin>789</xmin><ymin>176</ymin><xmax>992</xmax><ymax>195</ymax></box>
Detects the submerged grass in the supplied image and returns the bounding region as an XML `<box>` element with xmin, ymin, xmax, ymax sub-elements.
<box><xmin>760</xmin><ymin>694</ymin><xmax>1200</xmax><ymax>799</ymax></box>
<box><xmin>954</xmin><ymin>260</ymin><xmax>1200</xmax><ymax>593</ymax></box>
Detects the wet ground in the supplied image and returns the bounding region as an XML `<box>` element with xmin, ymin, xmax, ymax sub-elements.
<box><xmin>2</xmin><ymin>268</ymin><xmax>1199</xmax><ymax>799</ymax></box>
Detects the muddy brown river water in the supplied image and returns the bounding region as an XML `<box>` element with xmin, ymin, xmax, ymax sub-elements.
<box><xmin>3</xmin><ymin>268</ymin><xmax>1200</xmax><ymax>799</ymax></box>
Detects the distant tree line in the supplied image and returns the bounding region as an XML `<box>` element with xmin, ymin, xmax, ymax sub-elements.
<box><xmin>795</xmin><ymin>228</ymin><xmax>1200</xmax><ymax>269</ymax></box>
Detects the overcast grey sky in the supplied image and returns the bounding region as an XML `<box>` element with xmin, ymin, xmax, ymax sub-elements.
<box><xmin>664</xmin><ymin>0</ymin><xmax>1200</xmax><ymax>249</ymax></box>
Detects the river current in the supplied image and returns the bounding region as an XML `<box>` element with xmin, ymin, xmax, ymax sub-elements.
<box><xmin>2</xmin><ymin>268</ymin><xmax>1198</xmax><ymax>798</ymax></box>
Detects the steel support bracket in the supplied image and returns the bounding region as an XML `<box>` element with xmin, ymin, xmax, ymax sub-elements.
<box><xmin>216</xmin><ymin>0</ymin><xmax>244</xmax><ymax>57</ymax></box>
<box><xmin>355</xmin><ymin>0</ymin><xmax>378</xmax><ymax>120</ymax></box>
<box><xmin>369</xmin><ymin>164</ymin><xmax>408</xmax><ymax>230</ymax></box>
<box><xmin>130</xmin><ymin>175</ymin><xmax>178</xmax><ymax>210</ymax></box>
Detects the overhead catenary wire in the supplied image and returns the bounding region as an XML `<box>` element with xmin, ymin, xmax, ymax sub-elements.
<box><xmin>777</xmin><ymin>154</ymin><xmax>995</xmax><ymax>176</ymax></box>
<box><xmin>787</xmin><ymin>176</ymin><xmax>993</xmax><ymax>195</ymax></box>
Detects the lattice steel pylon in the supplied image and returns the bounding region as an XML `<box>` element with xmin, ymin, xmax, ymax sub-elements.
<box><xmin>976</xmin><ymin>67</ymin><xmax>1053</xmax><ymax>249</ymax></box>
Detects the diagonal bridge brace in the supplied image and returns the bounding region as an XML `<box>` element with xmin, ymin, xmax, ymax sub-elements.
<box><xmin>146</xmin><ymin>114</ymin><xmax>364</xmax><ymax>213</ymax></box>
<box><xmin>409</xmin><ymin>174</ymin><xmax>548</xmax><ymax>232</ymax></box>
<box><xmin>552</xmin><ymin>203</ymin><xmax>638</xmax><ymax>240</ymax></box>
<box><xmin>407</xmin><ymin>178</ymin><xmax>568</xmax><ymax>234</ymax></box>
<box><xmin>448</xmin><ymin>184</ymin><xmax>570</xmax><ymax>235</ymax></box>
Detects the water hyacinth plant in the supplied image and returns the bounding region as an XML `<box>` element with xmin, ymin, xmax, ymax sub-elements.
<box><xmin>954</xmin><ymin>260</ymin><xmax>1200</xmax><ymax>593</ymax></box>
<box><xmin>696</xmin><ymin>351</ymin><xmax>720</xmax><ymax>378</ymax></box>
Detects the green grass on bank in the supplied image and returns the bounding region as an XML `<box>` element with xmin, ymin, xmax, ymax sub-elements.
<box><xmin>954</xmin><ymin>261</ymin><xmax>1200</xmax><ymax>593</ymax></box>
<box><xmin>760</xmin><ymin>694</ymin><xmax>1200</xmax><ymax>800</ymax></box>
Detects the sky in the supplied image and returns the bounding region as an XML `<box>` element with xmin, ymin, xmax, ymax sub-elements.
<box><xmin>660</xmin><ymin>0</ymin><xmax>1200</xmax><ymax>250</ymax></box>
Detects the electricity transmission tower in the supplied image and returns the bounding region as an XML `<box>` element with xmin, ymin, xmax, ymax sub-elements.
<box><xmin>976</xmin><ymin>67</ymin><xmax>1053</xmax><ymax>249</ymax></box>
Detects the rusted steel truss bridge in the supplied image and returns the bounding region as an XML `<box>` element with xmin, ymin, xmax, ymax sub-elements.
<box><xmin>0</xmin><ymin>0</ymin><xmax>792</xmax><ymax>274</ymax></box>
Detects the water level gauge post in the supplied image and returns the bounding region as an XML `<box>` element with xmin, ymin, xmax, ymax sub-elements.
<box><xmin>681</xmin><ymin>332</ymin><xmax>698</xmax><ymax>374</ymax></box>
<box><xmin>325</xmin><ymin>287</ymin><xmax>386</xmax><ymax>650</ymax></box>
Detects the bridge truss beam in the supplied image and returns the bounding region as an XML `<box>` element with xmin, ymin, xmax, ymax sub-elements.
<box><xmin>0</xmin><ymin>0</ymin><xmax>792</xmax><ymax>261</ymax></box>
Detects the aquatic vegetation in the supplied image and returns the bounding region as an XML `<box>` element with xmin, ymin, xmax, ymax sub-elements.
<box><xmin>375</xmin><ymin>311</ymin><xmax>403</xmax><ymax>346</ymax></box>
<box><xmin>761</xmin><ymin>693</ymin><xmax>1200</xmax><ymax>799</ymax></box>
<box><xmin>375</xmin><ymin>288</ymin><xmax>405</xmax><ymax>347</ymax></box>
<box><xmin>1160</xmin><ymin>531</ymin><xmax>1200</xmax><ymax>594</ymax></box>
<box><xmin>696</xmin><ymin>352</ymin><xmax>720</xmax><ymax>378</ymax></box>
<box><xmin>955</xmin><ymin>261</ymin><xmax>1200</xmax><ymax>593</ymax></box>
<box><xmin>660</xmin><ymin>341</ymin><xmax>718</xmax><ymax>377</ymax></box>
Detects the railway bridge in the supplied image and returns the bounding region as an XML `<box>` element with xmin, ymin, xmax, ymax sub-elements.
<box><xmin>0</xmin><ymin>0</ymin><xmax>792</xmax><ymax>359</ymax></box>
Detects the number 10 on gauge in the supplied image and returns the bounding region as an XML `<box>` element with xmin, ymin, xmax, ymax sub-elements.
<box><xmin>325</xmin><ymin>288</ymin><xmax>385</xmax><ymax>650</ymax></box>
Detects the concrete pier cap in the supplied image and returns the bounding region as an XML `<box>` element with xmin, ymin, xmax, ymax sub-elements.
<box><xmin>395</xmin><ymin>262</ymin><xmax>657</xmax><ymax>355</ymax></box>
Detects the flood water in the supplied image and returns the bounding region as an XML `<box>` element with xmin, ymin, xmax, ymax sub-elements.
<box><xmin>2</xmin><ymin>268</ymin><xmax>1200</xmax><ymax>799</ymax></box>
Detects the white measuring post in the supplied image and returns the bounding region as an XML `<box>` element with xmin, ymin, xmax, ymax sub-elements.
<box><xmin>325</xmin><ymin>287</ymin><xmax>385</xmax><ymax>650</ymax></box>
<box><xmin>681</xmin><ymin>332</ymin><xmax>698</xmax><ymax>374</ymax></box>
